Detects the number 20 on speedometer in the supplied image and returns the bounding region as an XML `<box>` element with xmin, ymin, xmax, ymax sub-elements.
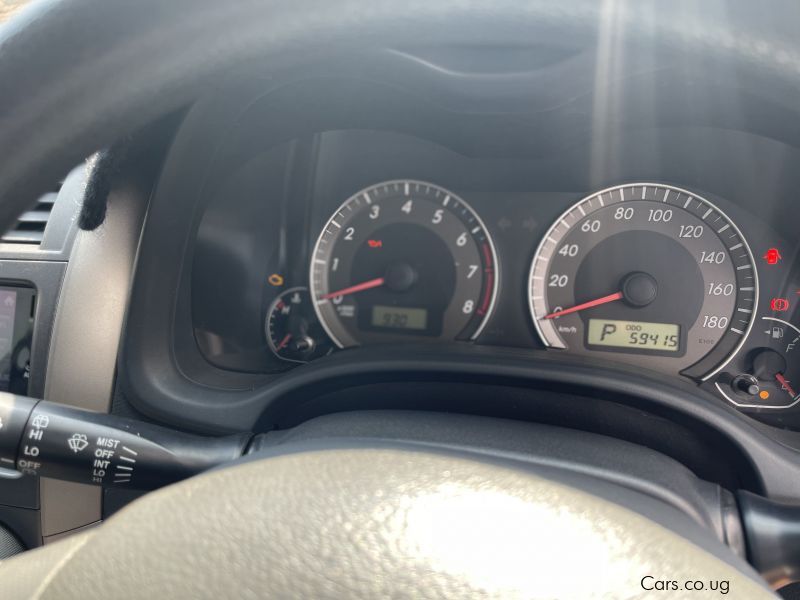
<box><xmin>528</xmin><ymin>183</ymin><xmax>758</xmax><ymax>379</ymax></box>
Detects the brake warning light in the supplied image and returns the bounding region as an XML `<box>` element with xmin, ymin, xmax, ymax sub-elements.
<box><xmin>771</xmin><ymin>298</ymin><xmax>790</xmax><ymax>312</ymax></box>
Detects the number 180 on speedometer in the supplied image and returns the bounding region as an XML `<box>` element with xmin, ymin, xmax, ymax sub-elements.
<box><xmin>528</xmin><ymin>183</ymin><xmax>758</xmax><ymax>379</ymax></box>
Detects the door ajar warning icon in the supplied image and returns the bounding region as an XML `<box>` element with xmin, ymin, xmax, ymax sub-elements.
<box><xmin>763</xmin><ymin>248</ymin><xmax>782</xmax><ymax>265</ymax></box>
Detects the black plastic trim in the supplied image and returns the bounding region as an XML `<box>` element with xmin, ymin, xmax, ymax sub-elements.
<box><xmin>739</xmin><ymin>490</ymin><xmax>800</xmax><ymax>587</ymax></box>
<box><xmin>121</xmin><ymin>339</ymin><xmax>800</xmax><ymax>499</ymax></box>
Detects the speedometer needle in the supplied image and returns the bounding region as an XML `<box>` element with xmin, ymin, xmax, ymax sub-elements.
<box><xmin>543</xmin><ymin>291</ymin><xmax>624</xmax><ymax>320</ymax></box>
<box><xmin>776</xmin><ymin>373</ymin><xmax>797</xmax><ymax>398</ymax></box>
<box><xmin>320</xmin><ymin>277</ymin><xmax>385</xmax><ymax>300</ymax></box>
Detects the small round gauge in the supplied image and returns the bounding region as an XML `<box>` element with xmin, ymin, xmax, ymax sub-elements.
<box><xmin>266</xmin><ymin>287</ymin><xmax>333</xmax><ymax>363</ymax></box>
<box><xmin>715</xmin><ymin>317</ymin><xmax>800</xmax><ymax>409</ymax></box>
<box><xmin>528</xmin><ymin>183</ymin><xmax>758</xmax><ymax>379</ymax></box>
<box><xmin>309</xmin><ymin>180</ymin><xmax>499</xmax><ymax>348</ymax></box>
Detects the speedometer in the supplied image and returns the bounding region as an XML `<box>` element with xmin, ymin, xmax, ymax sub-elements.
<box><xmin>528</xmin><ymin>183</ymin><xmax>758</xmax><ymax>379</ymax></box>
<box><xmin>310</xmin><ymin>180</ymin><xmax>498</xmax><ymax>348</ymax></box>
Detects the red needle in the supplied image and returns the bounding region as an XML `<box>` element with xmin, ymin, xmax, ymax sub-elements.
<box><xmin>776</xmin><ymin>373</ymin><xmax>797</xmax><ymax>398</ymax></box>
<box><xmin>543</xmin><ymin>291</ymin><xmax>624</xmax><ymax>320</ymax></box>
<box><xmin>321</xmin><ymin>277</ymin><xmax>385</xmax><ymax>300</ymax></box>
<box><xmin>276</xmin><ymin>333</ymin><xmax>292</xmax><ymax>351</ymax></box>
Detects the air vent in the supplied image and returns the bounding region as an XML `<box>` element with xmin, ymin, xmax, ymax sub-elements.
<box><xmin>2</xmin><ymin>187</ymin><xmax>61</xmax><ymax>245</ymax></box>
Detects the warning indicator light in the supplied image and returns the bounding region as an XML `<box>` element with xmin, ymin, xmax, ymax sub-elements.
<box><xmin>759</xmin><ymin>390</ymin><xmax>770</xmax><ymax>400</ymax></box>
<box><xmin>763</xmin><ymin>248</ymin><xmax>783</xmax><ymax>265</ymax></box>
<box><xmin>268</xmin><ymin>274</ymin><xmax>285</xmax><ymax>287</ymax></box>
<box><xmin>771</xmin><ymin>298</ymin><xmax>790</xmax><ymax>312</ymax></box>
<box><xmin>367</xmin><ymin>239</ymin><xmax>383</xmax><ymax>248</ymax></box>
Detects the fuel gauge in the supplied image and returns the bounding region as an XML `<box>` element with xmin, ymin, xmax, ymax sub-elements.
<box><xmin>266</xmin><ymin>287</ymin><xmax>333</xmax><ymax>363</ymax></box>
<box><xmin>716</xmin><ymin>316</ymin><xmax>799</xmax><ymax>409</ymax></box>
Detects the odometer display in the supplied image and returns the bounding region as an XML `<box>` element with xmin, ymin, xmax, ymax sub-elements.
<box><xmin>587</xmin><ymin>319</ymin><xmax>680</xmax><ymax>352</ymax></box>
<box><xmin>528</xmin><ymin>183</ymin><xmax>758</xmax><ymax>379</ymax></box>
<box><xmin>311</xmin><ymin>180</ymin><xmax>498</xmax><ymax>348</ymax></box>
<box><xmin>371</xmin><ymin>305</ymin><xmax>428</xmax><ymax>331</ymax></box>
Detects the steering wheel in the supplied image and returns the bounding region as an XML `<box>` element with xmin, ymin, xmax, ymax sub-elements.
<box><xmin>0</xmin><ymin>0</ymin><xmax>793</xmax><ymax>597</ymax></box>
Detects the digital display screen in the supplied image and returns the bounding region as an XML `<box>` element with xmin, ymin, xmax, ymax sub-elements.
<box><xmin>371</xmin><ymin>305</ymin><xmax>428</xmax><ymax>331</ymax></box>
<box><xmin>588</xmin><ymin>319</ymin><xmax>680</xmax><ymax>352</ymax></box>
<box><xmin>0</xmin><ymin>287</ymin><xmax>35</xmax><ymax>395</ymax></box>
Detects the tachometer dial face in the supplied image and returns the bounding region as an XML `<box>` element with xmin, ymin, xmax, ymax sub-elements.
<box><xmin>528</xmin><ymin>183</ymin><xmax>758</xmax><ymax>379</ymax></box>
<box><xmin>310</xmin><ymin>180</ymin><xmax>498</xmax><ymax>348</ymax></box>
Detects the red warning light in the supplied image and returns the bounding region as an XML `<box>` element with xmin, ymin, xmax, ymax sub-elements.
<box><xmin>367</xmin><ymin>239</ymin><xmax>383</xmax><ymax>248</ymax></box>
<box><xmin>763</xmin><ymin>248</ymin><xmax>783</xmax><ymax>265</ymax></box>
<box><xmin>771</xmin><ymin>298</ymin><xmax>790</xmax><ymax>312</ymax></box>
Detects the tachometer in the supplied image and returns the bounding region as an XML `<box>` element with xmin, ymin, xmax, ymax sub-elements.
<box><xmin>528</xmin><ymin>183</ymin><xmax>758</xmax><ymax>379</ymax></box>
<box><xmin>310</xmin><ymin>180</ymin><xmax>498</xmax><ymax>348</ymax></box>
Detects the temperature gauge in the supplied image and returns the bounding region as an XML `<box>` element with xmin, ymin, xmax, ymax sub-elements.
<box><xmin>266</xmin><ymin>287</ymin><xmax>333</xmax><ymax>363</ymax></box>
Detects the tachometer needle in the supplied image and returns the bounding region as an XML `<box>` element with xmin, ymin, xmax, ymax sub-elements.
<box><xmin>776</xmin><ymin>372</ymin><xmax>797</xmax><ymax>398</ymax></box>
<box><xmin>543</xmin><ymin>291</ymin><xmax>624</xmax><ymax>320</ymax></box>
<box><xmin>320</xmin><ymin>277</ymin><xmax>385</xmax><ymax>300</ymax></box>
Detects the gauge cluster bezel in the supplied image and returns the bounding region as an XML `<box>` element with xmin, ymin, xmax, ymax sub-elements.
<box><xmin>117</xmin><ymin>53</ymin><xmax>800</xmax><ymax>442</ymax></box>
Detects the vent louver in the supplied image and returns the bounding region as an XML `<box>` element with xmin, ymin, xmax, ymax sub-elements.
<box><xmin>2</xmin><ymin>186</ymin><xmax>61</xmax><ymax>245</ymax></box>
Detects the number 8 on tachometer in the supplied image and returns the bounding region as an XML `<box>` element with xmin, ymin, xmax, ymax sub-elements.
<box><xmin>310</xmin><ymin>180</ymin><xmax>499</xmax><ymax>348</ymax></box>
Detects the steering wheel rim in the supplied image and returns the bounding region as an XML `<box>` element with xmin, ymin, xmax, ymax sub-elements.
<box><xmin>0</xmin><ymin>442</ymin><xmax>776</xmax><ymax>598</ymax></box>
<box><xmin>1</xmin><ymin>0</ymin><xmax>799</xmax><ymax>233</ymax></box>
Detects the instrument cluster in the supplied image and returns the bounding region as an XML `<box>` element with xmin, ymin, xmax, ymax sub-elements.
<box><xmin>191</xmin><ymin>130</ymin><xmax>799</xmax><ymax>425</ymax></box>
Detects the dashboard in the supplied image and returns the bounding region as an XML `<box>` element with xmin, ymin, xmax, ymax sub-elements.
<box><xmin>190</xmin><ymin>123</ymin><xmax>799</xmax><ymax>428</ymax></box>
<box><xmin>10</xmin><ymin>0</ymin><xmax>800</xmax><ymax>591</ymax></box>
<box><xmin>6</xmin><ymin>0</ymin><xmax>800</xmax><ymax>572</ymax></box>
<box><xmin>4</xmin><ymin>3</ymin><xmax>800</xmax><ymax>558</ymax></box>
<box><xmin>45</xmin><ymin>43</ymin><xmax>785</xmax><ymax>458</ymax></box>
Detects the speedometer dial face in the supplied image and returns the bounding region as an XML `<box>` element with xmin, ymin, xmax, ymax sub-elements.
<box><xmin>310</xmin><ymin>180</ymin><xmax>498</xmax><ymax>348</ymax></box>
<box><xmin>528</xmin><ymin>183</ymin><xmax>758</xmax><ymax>379</ymax></box>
